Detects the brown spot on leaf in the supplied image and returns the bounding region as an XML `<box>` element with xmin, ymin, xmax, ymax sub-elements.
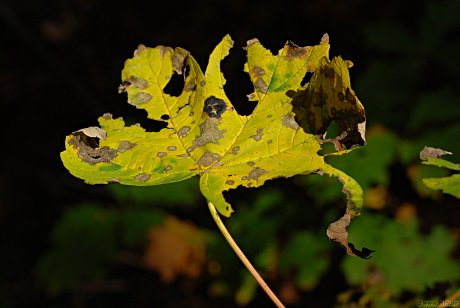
<box><xmin>118</xmin><ymin>76</ymin><xmax>149</xmax><ymax>93</ymax></box>
<box><xmin>254</xmin><ymin>78</ymin><xmax>268</xmax><ymax>93</ymax></box>
<box><xmin>134</xmin><ymin>173</ymin><xmax>151</xmax><ymax>182</ymax></box>
<box><xmin>246</xmin><ymin>38</ymin><xmax>259</xmax><ymax>48</ymax></box>
<box><xmin>282</xmin><ymin>114</ymin><xmax>299</xmax><ymax>130</ymax></box>
<box><xmin>109</xmin><ymin>178</ymin><xmax>120</xmax><ymax>183</ymax></box>
<box><xmin>231</xmin><ymin>146</ymin><xmax>240</xmax><ymax>155</ymax></box>
<box><xmin>247</xmin><ymin>161</ymin><xmax>255</xmax><ymax>166</ymax></box>
<box><xmin>189</xmin><ymin>118</ymin><xmax>225</xmax><ymax>152</ymax></box>
<box><xmin>157</xmin><ymin>152</ymin><xmax>167</xmax><ymax>157</ymax></box>
<box><xmin>165</xmin><ymin>165</ymin><xmax>173</xmax><ymax>172</ymax></box>
<box><xmin>177</xmin><ymin>126</ymin><xmax>191</xmax><ymax>138</ymax></box>
<box><xmin>248</xmin><ymin>167</ymin><xmax>267</xmax><ymax>180</ymax></box>
<box><xmin>241</xmin><ymin>176</ymin><xmax>248</xmax><ymax>180</ymax></box>
<box><xmin>189</xmin><ymin>111</ymin><xmax>194</xmax><ymax>117</ymax></box>
<box><xmin>118</xmin><ymin>140</ymin><xmax>136</xmax><ymax>152</ymax></box>
<box><xmin>184</xmin><ymin>78</ymin><xmax>196</xmax><ymax>92</ymax></box>
<box><xmin>250</xmin><ymin>128</ymin><xmax>264</xmax><ymax>141</ymax></box>
<box><xmin>197</xmin><ymin>151</ymin><xmax>221</xmax><ymax>167</ymax></box>
<box><xmin>345</xmin><ymin>88</ymin><xmax>356</xmax><ymax>105</ymax></box>
<box><xmin>285</xmin><ymin>42</ymin><xmax>310</xmax><ymax>60</ymax></box>
<box><xmin>252</xmin><ymin>65</ymin><xmax>266</xmax><ymax>77</ymax></box>
<box><xmin>225</xmin><ymin>180</ymin><xmax>235</xmax><ymax>186</ymax></box>
<box><xmin>129</xmin><ymin>92</ymin><xmax>152</xmax><ymax>105</ymax></box>
<box><xmin>102</xmin><ymin>113</ymin><xmax>113</xmax><ymax>120</ymax></box>
<box><xmin>69</xmin><ymin>133</ymin><xmax>117</xmax><ymax>165</ymax></box>
<box><xmin>200</xmin><ymin>80</ymin><xmax>206</xmax><ymax>87</ymax></box>
<box><xmin>167</xmin><ymin>146</ymin><xmax>177</xmax><ymax>151</ymax></box>
<box><xmin>338</xmin><ymin>92</ymin><xmax>344</xmax><ymax>102</ymax></box>
<box><xmin>322</xmin><ymin>66</ymin><xmax>335</xmax><ymax>79</ymax></box>
<box><xmin>176</xmin><ymin>153</ymin><xmax>189</xmax><ymax>158</ymax></box>
<box><xmin>267</xmin><ymin>139</ymin><xmax>273</xmax><ymax>144</ymax></box>
<box><xmin>171</xmin><ymin>47</ymin><xmax>189</xmax><ymax>74</ymax></box>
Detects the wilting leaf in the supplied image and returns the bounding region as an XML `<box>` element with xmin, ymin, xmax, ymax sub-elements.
<box><xmin>420</xmin><ymin>146</ymin><xmax>460</xmax><ymax>198</ymax></box>
<box><xmin>61</xmin><ymin>35</ymin><xmax>367</xmax><ymax>255</ymax></box>
<box><xmin>327</xmin><ymin>213</ymin><xmax>374</xmax><ymax>259</ymax></box>
<box><xmin>292</xmin><ymin>55</ymin><xmax>366</xmax><ymax>149</ymax></box>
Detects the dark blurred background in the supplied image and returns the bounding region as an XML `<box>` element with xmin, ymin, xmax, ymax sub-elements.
<box><xmin>1</xmin><ymin>0</ymin><xmax>460</xmax><ymax>307</ymax></box>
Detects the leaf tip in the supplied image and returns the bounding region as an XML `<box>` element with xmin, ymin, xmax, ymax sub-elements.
<box><xmin>320</xmin><ymin>33</ymin><xmax>329</xmax><ymax>45</ymax></box>
<box><xmin>420</xmin><ymin>146</ymin><xmax>452</xmax><ymax>161</ymax></box>
<box><xmin>134</xmin><ymin>44</ymin><xmax>147</xmax><ymax>57</ymax></box>
<box><xmin>245</xmin><ymin>38</ymin><xmax>259</xmax><ymax>49</ymax></box>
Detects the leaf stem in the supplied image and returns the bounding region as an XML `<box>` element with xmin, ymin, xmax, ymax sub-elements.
<box><xmin>207</xmin><ymin>201</ymin><xmax>285</xmax><ymax>308</ymax></box>
<box><xmin>438</xmin><ymin>288</ymin><xmax>460</xmax><ymax>308</ymax></box>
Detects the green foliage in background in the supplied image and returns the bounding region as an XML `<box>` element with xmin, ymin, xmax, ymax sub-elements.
<box><xmin>357</xmin><ymin>0</ymin><xmax>460</xmax><ymax>163</ymax></box>
<box><xmin>342</xmin><ymin>213</ymin><xmax>459</xmax><ymax>296</ymax></box>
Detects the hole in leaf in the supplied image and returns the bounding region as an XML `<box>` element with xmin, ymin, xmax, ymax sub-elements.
<box><xmin>124</xmin><ymin>108</ymin><xmax>168</xmax><ymax>132</ymax></box>
<box><xmin>161</xmin><ymin>114</ymin><xmax>170</xmax><ymax>120</ymax></box>
<box><xmin>318</xmin><ymin>142</ymin><xmax>336</xmax><ymax>156</ymax></box>
<box><xmin>325</xmin><ymin>120</ymin><xmax>339</xmax><ymax>139</ymax></box>
<box><xmin>73</xmin><ymin>132</ymin><xmax>100</xmax><ymax>149</ymax></box>
<box><xmin>220</xmin><ymin>46</ymin><xmax>254</xmax><ymax>116</ymax></box>
<box><xmin>300</xmin><ymin>72</ymin><xmax>313</xmax><ymax>87</ymax></box>
<box><xmin>163</xmin><ymin>72</ymin><xmax>184</xmax><ymax>97</ymax></box>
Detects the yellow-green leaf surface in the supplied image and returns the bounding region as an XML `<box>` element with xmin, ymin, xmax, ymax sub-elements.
<box><xmin>61</xmin><ymin>35</ymin><xmax>365</xmax><ymax>237</ymax></box>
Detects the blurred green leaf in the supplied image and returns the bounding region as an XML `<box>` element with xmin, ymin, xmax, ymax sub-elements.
<box><xmin>342</xmin><ymin>213</ymin><xmax>460</xmax><ymax>294</ymax></box>
<box><xmin>280</xmin><ymin>231</ymin><xmax>330</xmax><ymax>290</ymax></box>
<box><xmin>235</xmin><ymin>272</ymin><xmax>258</xmax><ymax>306</ymax></box>
<box><xmin>422</xmin><ymin>158</ymin><xmax>460</xmax><ymax>171</ymax></box>
<box><xmin>37</xmin><ymin>204</ymin><xmax>118</xmax><ymax>293</ymax></box>
<box><xmin>407</xmin><ymin>164</ymin><xmax>450</xmax><ymax>198</ymax></box>
<box><xmin>120</xmin><ymin>209</ymin><xmax>164</xmax><ymax>246</ymax></box>
<box><xmin>423</xmin><ymin>175</ymin><xmax>460</xmax><ymax>199</ymax></box>
<box><xmin>229</xmin><ymin>190</ymin><xmax>284</xmax><ymax>256</ymax></box>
